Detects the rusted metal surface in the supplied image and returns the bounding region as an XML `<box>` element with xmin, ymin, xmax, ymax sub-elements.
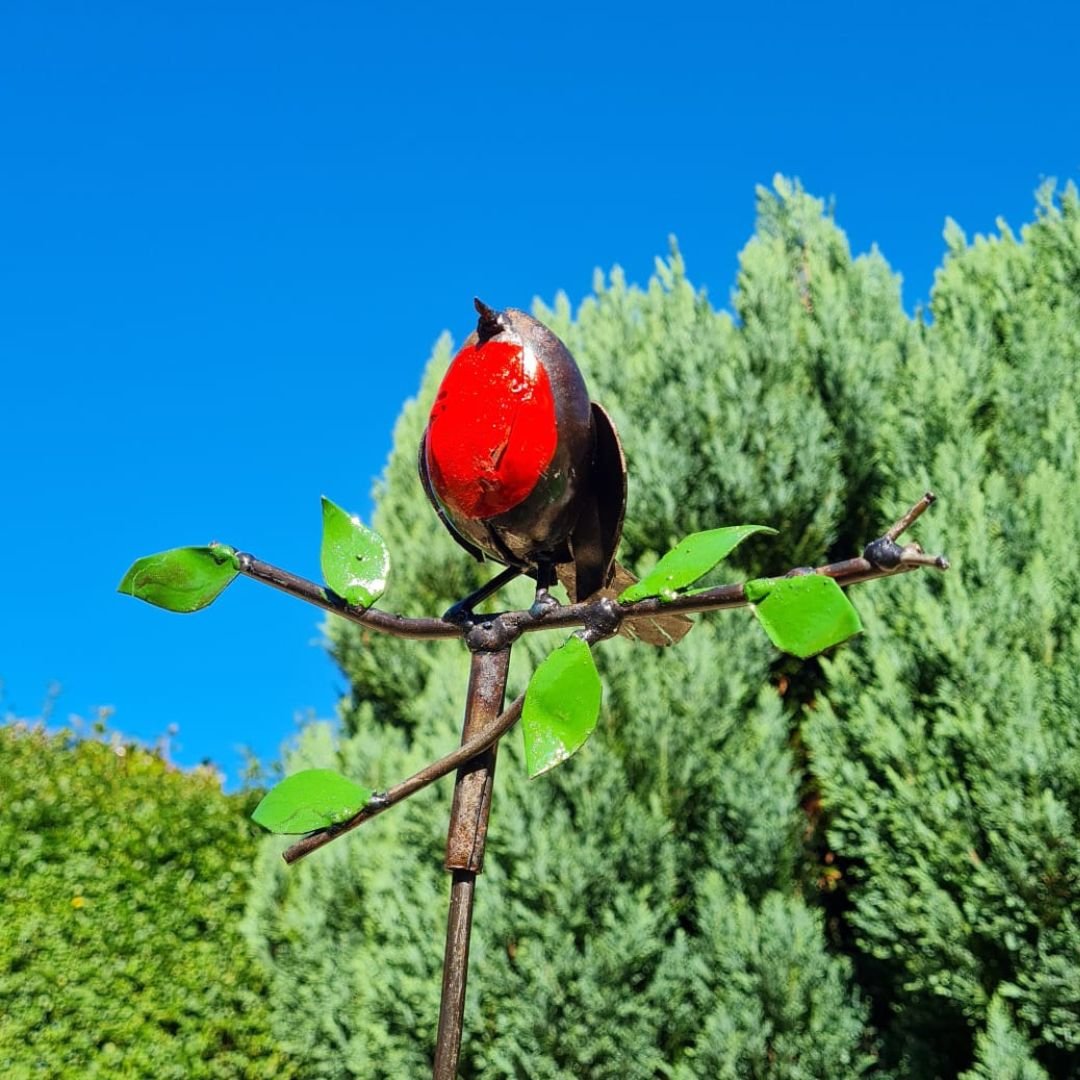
<box><xmin>445</xmin><ymin>648</ymin><xmax>510</xmax><ymax>871</ymax></box>
<box><xmin>433</xmin><ymin>646</ymin><xmax>511</xmax><ymax>1078</ymax></box>
<box><xmin>432</xmin><ymin>870</ymin><xmax>477</xmax><ymax>1080</ymax></box>
<box><xmin>418</xmin><ymin>300</ymin><xmax>622</xmax><ymax>604</ymax></box>
<box><xmin>236</xmin><ymin>553</ymin><xmax>458</xmax><ymax>640</ymax></box>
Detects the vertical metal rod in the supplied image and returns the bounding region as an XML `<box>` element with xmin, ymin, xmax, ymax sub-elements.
<box><xmin>432</xmin><ymin>647</ymin><xmax>511</xmax><ymax>1080</ymax></box>
<box><xmin>433</xmin><ymin>870</ymin><xmax>478</xmax><ymax>1078</ymax></box>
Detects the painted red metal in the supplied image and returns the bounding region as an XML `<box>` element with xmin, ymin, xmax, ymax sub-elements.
<box><xmin>425</xmin><ymin>339</ymin><xmax>557</xmax><ymax>520</ymax></box>
<box><xmin>417</xmin><ymin>300</ymin><xmax>691</xmax><ymax>643</ymax></box>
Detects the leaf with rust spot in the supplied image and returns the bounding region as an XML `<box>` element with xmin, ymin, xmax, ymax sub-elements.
<box><xmin>117</xmin><ymin>544</ymin><xmax>239</xmax><ymax>613</ymax></box>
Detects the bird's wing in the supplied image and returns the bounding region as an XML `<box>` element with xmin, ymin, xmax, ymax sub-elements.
<box><xmin>589</xmin><ymin>402</ymin><xmax>628</xmax><ymax>585</ymax></box>
<box><xmin>557</xmin><ymin>559</ymin><xmax>693</xmax><ymax>646</ymax></box>
<box><xmin>609</xmin><ymin>563</ymin><xmax>694</xmax><ymax>647</ymax></box>
<box><xmin>563</xmin><ymin>402</ymin><xmax>626</xmax><ymax>600</ymax></box>
<box><xmin>565</xmin><ymin>403</ymin><xmax>692</xmax><ymax>646</ymax></box>
<box><xmin>417</xmin><ymin>428</ymin><xmax>485</xmax><ymax>563</ymax></box>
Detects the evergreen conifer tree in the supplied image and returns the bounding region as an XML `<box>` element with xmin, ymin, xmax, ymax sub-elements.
<box><xmin>245</xmin><ymin>179</ymin><xmax>1080</xmax><ymax>1078</ymax></box>
<box><xmin>804</xmin><ymin>183</ymin><xmax>1080</xmax><ymax>1077</ymax></box>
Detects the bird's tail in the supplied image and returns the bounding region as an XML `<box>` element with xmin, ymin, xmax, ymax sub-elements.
<box><xmin>558</xmin><ymin>561</ymin><xmax>693</xmax><ymax>647</ymax></box>
<box><xmin>607</xmin><ymin>562</ymin><xmax>693</xmax><ymax>647</ymax></box>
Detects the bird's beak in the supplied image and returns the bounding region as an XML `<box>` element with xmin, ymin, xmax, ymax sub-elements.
<box><xmin>474</xmin><ymin>297</ymin><xmax>507</xmax><ymax>342</ymax></box>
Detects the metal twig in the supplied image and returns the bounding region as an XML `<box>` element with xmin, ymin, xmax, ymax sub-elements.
<box><xmin>238</xmin><ymin>494</ymin><xmax>948</xmax><ymax>644</ymax></box>
<box><xmin>885</xmin><ymin>490</ymin><xmax>936</xmax><ymax>541</ymax></box>
<box><xmin>281</xmin><ymin>493</ymin><xmax>950</xmax><ymax>864</ymax></box>
<box><xmin>236</xmin><ymin>553</ymin><xmax>458</xmax><ymax>640</ymax></box>
<box><xmin>282</xmin><ymin>696</ymin><xmax>524</xmax><ymax>865</ymax></box>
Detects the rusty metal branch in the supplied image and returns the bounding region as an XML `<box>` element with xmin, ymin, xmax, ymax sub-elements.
<box><xmin>281</xmin><ymin>696</ymin><xmax>524</xmax><ymax>865</ymax></box>
<box><xmin>236</xmin><ymin>553</ymin><xmax>458</xmax><ymax>640</ymax></box>
<box><xmin>240</xmin><ymin>494</ymin><xmax>947</xmax><ymax>645</ymax></box>
<box><xmin>281</xmin><ymin>493</ymin><xmax>949</xmax><ymax>866</ymax></box>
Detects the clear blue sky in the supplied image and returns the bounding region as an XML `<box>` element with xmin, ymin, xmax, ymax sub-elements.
<box><xmin>3</xmin><ymin>1</ymin><xmax>1077</xmax><ymax>784</ymax></box>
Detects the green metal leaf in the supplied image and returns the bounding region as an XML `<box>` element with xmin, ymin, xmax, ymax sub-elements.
<box><xmin>117</xmin><ymin>544</ymin><xmax>239</xmax><ymax>613</ymax></box>
<box><xmin>250</xmin><ymin>768</ymin><xmax>372</xmax><ymax>834</ymax></box>
<box><xmin>618</xmin><ymin>525</ymin><xmax>777</xmax><ymax>602</ymax></box>
<box><xmin>746</xmin><ymin>574</ymin><xmax>863</xmax><ymax>658</ymax></box>
<box><xmin>743</xmin><ymin>577</ymin><xmax>773</xmax><ymax>604</ymax></box>
<box><xmin>521</xmin><ymin>636</ymin><xmax>602</xmax><ymax>779</ymax></box>
<box><xmin>320</xmin><ymin>496</ymin><xmax>390</xmax><ymax>608</ymax></box>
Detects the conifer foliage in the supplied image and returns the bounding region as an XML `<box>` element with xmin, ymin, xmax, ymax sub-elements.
<box><xmin>805</xmin><ymin>183</ymin><xmax>1080</xmax><ymax>1078</ymax></box>
<box><xmin>244</xmin><ymin>179</ymin><xmax>1080</xmax><ymax>1077</ymax></box>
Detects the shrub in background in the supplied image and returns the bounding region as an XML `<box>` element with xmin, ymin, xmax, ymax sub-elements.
<box><xmin>805</xmin><ymin>183</ymin><xmax>1080</xmax><ymax>1078</ymax></box>
<box><xmin>0</xmin><ymin>723</ymin><xmax>292</xmax><ymax>1079</ymax></box>
<box><xmin>246</xmin><ymin>179</ymin><xmax>1080</xmax><ymax>1077</ymax></box>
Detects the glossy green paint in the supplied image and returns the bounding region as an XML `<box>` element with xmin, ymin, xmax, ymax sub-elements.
<box><xmin>618</xmin><ymin>525</ymin><xmax>777</xmax><ymax>602</ymax></box>
<box><xmin>251</xmin><ymin>768</ymin><xmax>372</xmax><ymax>834</ymax></box>
<box><xmin>319</xmin><ymin>496</ymin><xmax>390</xmax><ymax>609</ymax></box>
<box><xmin>521</xmin><ymin>635</ymin><xmax>602</xmax><ymax>779</ymax></box>
<box><xmin>745</xmin><ymin>574</ymin><xmax>863</xmax><ymax>658</ymax></box>
<box><xmin>116</xmin><ymin>544</ymin><xmax>239</xmax><ymax>613</ymax></box>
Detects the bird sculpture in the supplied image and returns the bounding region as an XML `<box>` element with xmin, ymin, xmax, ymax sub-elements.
<box><xmin>419</xmin><ymin>299</ymin><xmax>689</xmax><ymax>645</ymax></box>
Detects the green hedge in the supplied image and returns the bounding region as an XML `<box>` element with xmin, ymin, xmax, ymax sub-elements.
<box><xmin>0</xmin><ymin>725</ymin><xmax>292</xmax><ymax>1079</ymax></box>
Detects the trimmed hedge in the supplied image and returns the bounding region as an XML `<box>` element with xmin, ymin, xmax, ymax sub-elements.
<box><xmin>0</xmin><ymin>724</ymin><xmax>293</xmax><ymax>1079</ymax></box>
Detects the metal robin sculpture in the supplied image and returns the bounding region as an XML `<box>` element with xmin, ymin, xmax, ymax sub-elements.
<box><xmin>419</xmin><ymin>299</ymin><xmax>690</xmax><ymax>646</ymax></box>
